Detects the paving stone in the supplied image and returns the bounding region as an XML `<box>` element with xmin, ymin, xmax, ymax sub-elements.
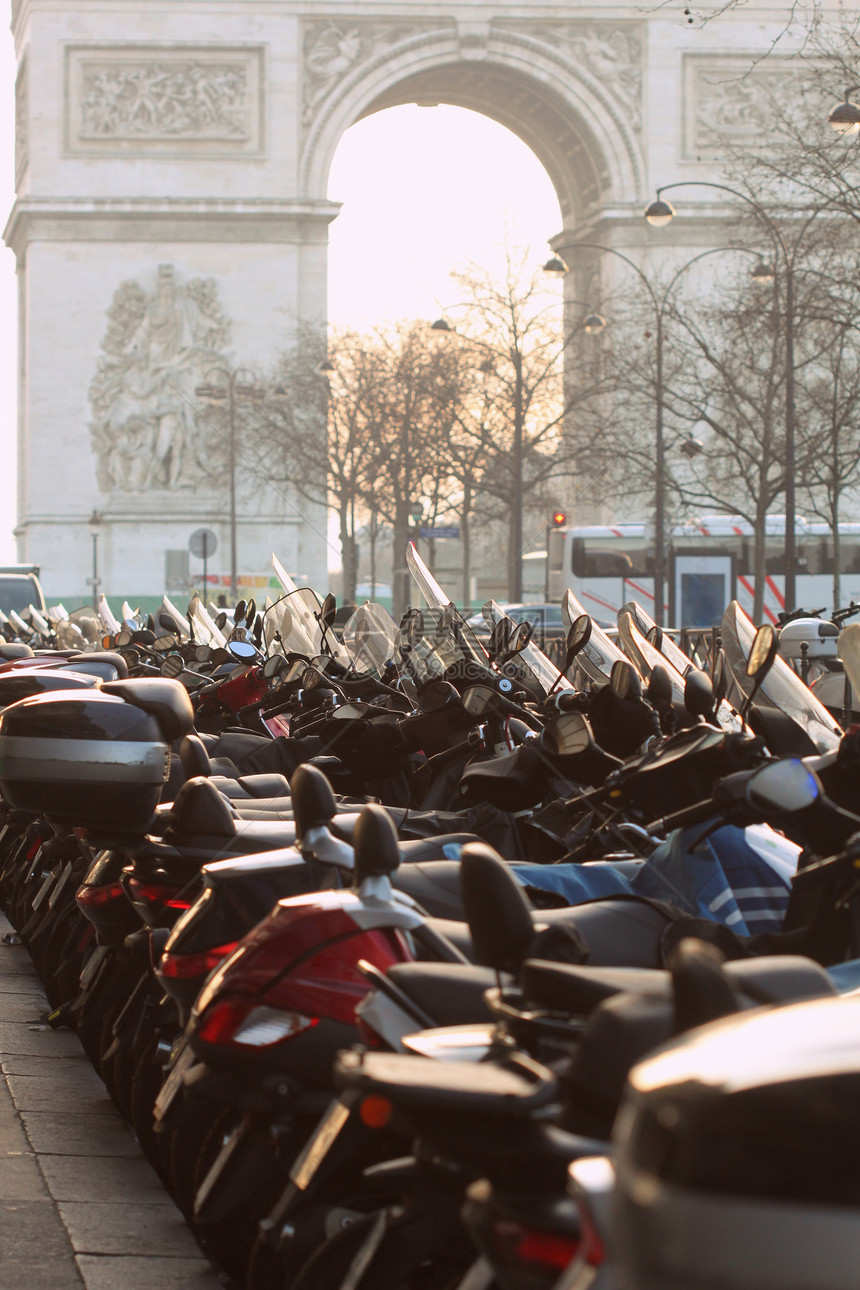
<box><xmin>0</xmin><ymin>1153</ymin><xmax>50</xmax><ymax>1201</ymax></box>
<box><xmin>6</xmin><ymin>1072</ymin><xmax>113</xmax><ymax>1112</ymax></box>
<box><xmin>20</xmin><ymin>1110</ymin><xmax>140</xmax><ymax>1158</ymax></box>
<box><xmin>39</xmin><ymin>1153</ymin><xmax>169</xmax><ymax>1204</ymax></box>
<box><xmin>0</xmin><ymin>994</ymin><xmax>55</xmax><ymax>1022</ymax></box>
<box><xmin>0</xmin><ymin>1021</ymin><xmax>85</xmax><ymax>1057</ymax></box>
<box><xmin>0</xmin><ymin>1200</ymin><xmax>83</xmax><ymax>1289</ymax></box>
<box><xmin>1</xmin><ymin>1052</ymin><xmax>91</xmax><ymax>1077</ymax></box>
<box><xmin>60</xmin><ymin>1200</ymin><xmax>200</xmax><ymax>1256</ymax></box>
<box><xmin>75</xmin><ymin>1254</ymin><xmax>221</xmax><ymax>1290</ymax></box>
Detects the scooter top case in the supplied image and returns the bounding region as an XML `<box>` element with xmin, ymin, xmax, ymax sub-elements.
<box><xmin>0</xmin><ymin>668</ymin><xmax>100</xmax><ymax>710</ymax></box>
<box><xmin>0</xmin><ymin>680</ymin><xmax>192</xmax><ymax>831</ymax></box>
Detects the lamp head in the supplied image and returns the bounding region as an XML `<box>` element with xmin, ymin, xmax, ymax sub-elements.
<box><xmin>752</xmin><ymin>261</ymin><xmax>776</xmax><ymax>284</ymax></box>
<box><xmin>829</xmin><ymin>93</ymin><xmax>860</xmax><ymax>134</ymax></box>
<box><xmin>645</xmin><ymin>197</ymin><xmax>676</xmax><ymax>227</ymax></box>
<box><xmin>543</xmin><ymin>254</ymin><xmax>568</xmax><ymax>276</ymax></box>
<box><xmin>584</xmin><ymin>313</ymin><xmax>606</xmax><ymax>335</ymax></box>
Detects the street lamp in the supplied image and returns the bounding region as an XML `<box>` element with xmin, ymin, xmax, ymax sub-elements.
<box><xmin>87</xmin><ymin>509</ymin><xmax>102</xmax><ymax>609</ymax></box>
<box><xmin>195</xmin><ymin>367</ymin><xmax>263</xmax><ymax>601</ymax></box>
<box><xmin>643</xmin><ymin>180</ymin><xmax>836</xmax><ymax>613</ymax></box>
<box><xmin>828</xmin><ymin>87</ymin><xmax>860</xmax><ymax>134</ymax></box>
<box><xmin>549</xmin><ymin>240</ymin><xmax>766</xmax><ymax>625</ymax></box>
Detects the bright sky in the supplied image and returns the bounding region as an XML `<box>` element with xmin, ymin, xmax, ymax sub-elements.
<box><xmin>0</xmin><ymin>35</ymin><xmax>562</xmax><ymax>565</ymax></box>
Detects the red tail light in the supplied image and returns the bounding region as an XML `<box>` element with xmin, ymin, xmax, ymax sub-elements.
<box><xmin>159</xmin><ymin>941</ymin><xmax>239</xmax><ymax>981</ymax></box>
<box><xmin>196</xmin><ymin>993</ymin><xmax>318</xmax><ymax>1049</ymax></box>
<box><xmin>492</xmin><ymin>1219</ymin><xmax>581</xmax><ymax>1271</ymax></box>
<box><xmin>76</xmin><ymin>881</ymin><xmax>125</xmax><ymax>908</ymax></box>
<box><xmin>126</xmin><ymin>877</ymin><xmax>193</xmax><ymax>911</ymax></box>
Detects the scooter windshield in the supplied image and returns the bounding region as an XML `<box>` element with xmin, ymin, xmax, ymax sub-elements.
<box><xmin>617</xmin><ymin>609</ymin><xmax>688</xmax><ymax>707</ymax></box>
<box><xmin>722</xmin><ymin>600</ymin><xmax>842</xmax><ymax>753</ymax></box>
<box><xmin>561</xmin><ymin>588</ymin><xmax>631</xmax><ymax>685</ymax></box>
<box><xmin>405</xmin><ymin>542</ymin><xmax>490</xmax><ymax>670</ymax></box>
<box><xmin>481</xmin><ymin>599</ymin><xmax>574</xmax><ymax>695</ymax></box>
<box><xmin>342</xmin><ymin>603</ymin><xmax>398</xmax><ymax>677</ymax></box>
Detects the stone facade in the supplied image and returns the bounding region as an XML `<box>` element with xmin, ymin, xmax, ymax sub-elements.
<box><xmin>4</xmin><ymin>0</ymin><xmax>813</xmax><ymax>601</ymax></box>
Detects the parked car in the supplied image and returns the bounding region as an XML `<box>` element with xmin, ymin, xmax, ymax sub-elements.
<box><xmin>0</xmin><ymin>566</ymin><xmax>46</xmax><ymax>617</ymax></box>
<box><xmin>465</xmin><ymin>602</ymin><xmax>567</xmax><ymax>644</ymax></box>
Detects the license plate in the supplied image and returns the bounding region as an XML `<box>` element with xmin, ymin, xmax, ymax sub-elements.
<box><xmin>48</xmin><ymin>861</ymin><xmax>73</xmax><ymax>910</ymax></box>
<box><xmin>79</xmin><ymin>943</ymin><xmax>110</xmax><ymax>990</ymax></box>
<box><xmin>289</xmin><ymin>1099</ymin><xmax>351</xmax><ymax>1190</ymax></box>
<box><xmin>31</xmin><ymin>867</ymin><xmax>58</xmax><ymax>912</ymax></box>
<box><xmin>153</xmin><ymin>1043</ymin><xmax>195</xmax><ymax>1122</ymax></box>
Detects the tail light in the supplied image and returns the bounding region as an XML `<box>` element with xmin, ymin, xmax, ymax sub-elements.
<box><xmin>491</xmin><ymin>1218</ymin><xmax>582</xmax><ymax>1272</ymax></box>
<box><xmin>125</xmin><ymin>876</ymin><xmax>193</xmax><ymax>912</ymax></box>
<box><xmin>196</xmin><ymin>993</ymin><xmax>318</xmax><ymax>1049</ymax></box>
<box><xmin>158</xmin><ymin>941</ymin><xmax>239</xmax><ymax>981</ymax></box>
<box><xmin>76</xmin><ymin>881</ymin><xmax>125</xmax><ymax>908</ymax></box>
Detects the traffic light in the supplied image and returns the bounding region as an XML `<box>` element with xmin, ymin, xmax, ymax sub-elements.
<box><xmin>551</xmin><ymin>511</ymin><xmax>567</xmax><ymax>527</ymax></box>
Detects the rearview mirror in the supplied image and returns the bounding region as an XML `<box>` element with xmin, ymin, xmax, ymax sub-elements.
<box><xmin>712</xmin><ymin>648</ymin><xmax>728</xmax><ymax>704</ymax></box>
<box><xmin>746</xmin><ymin>759</ymin><xmax>819</xmax><ymax>813</ymax></box>
<box><xmin>262</xmin><ymin>654</ymin><xmax>287</xmax><ymax>680</ymax></box>
<box><xmin>507</xmin><ymin>621</ymin><xmax>533</xmax><ymax>654</ymax></box>
<box><xmin>320</xmin><ymin>592</ymin><xmax>337</xmax><ymax>628</ymax></box>
<box><xmin>543</xmin><ymin>710</ymin><xmax>594</xmax><ymax>757</ymax></box>
<box><xmin>161</xmin><ymin>654</ymin><xmax>184</xmax><ymax>678</ymax></box>
<box><xmin>684</xmin><ymin>668</ymin><xmax>715</xmax><ymax>718</ymax></box>
<box><xmin>746</xmin><ymin>624</ymin><xmax>778</xmax><ymax>680</ymax></box>
<box><xmin>610</xmin><ymin>659</ymin><xmax>642</xmax><ymax>701</ymax></box>
<box><xmin>648</xmin><ymin>664</ymin><xmax>674</xmax><ymax>711</ymax></box>
<box><xmin>568</xmin><ymin>614</ymin><xmax>592</xmax><ymax>655</ymax></box>
<box><xmin>229</xmin><ymin>640</ymin><xmax>257</xmax><ymax>662</ymax></box>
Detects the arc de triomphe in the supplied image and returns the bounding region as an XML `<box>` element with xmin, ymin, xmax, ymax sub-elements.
<box><xmin>5</xmin><ymin>0</ymin><xmax>796</xmax><ymax>601</ymax></box>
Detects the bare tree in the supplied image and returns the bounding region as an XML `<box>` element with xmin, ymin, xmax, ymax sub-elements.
<box><xmin>435</xmin><ymin>253</ymin><xmax>609</xmax><ymax>601</ymax></box>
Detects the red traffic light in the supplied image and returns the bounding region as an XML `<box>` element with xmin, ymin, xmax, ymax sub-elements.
<box><xmin>551</xmin><ymin>511</ymin><xmax>567</xmax><ymax>527</ymax></box>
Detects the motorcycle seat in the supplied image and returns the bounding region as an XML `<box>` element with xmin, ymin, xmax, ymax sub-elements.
<box><xmin>521</xmin><ymin>960</ymin><xmax>670</xmax><ymax>1015</ymax></box>
<box><xmin>102</xmin><ymin>678</ymin><xmax>194</xmax><ymax>741</ymax></box>
<box><xmin>386</xmin><ymin>961</ymin><xmax>502</xmax><ymax>1025</ymax></box>
<box><xmin>458</xmin><ymin>745</ymin><xmax>544</xmax><ymax>812</ymax></box>
<box><xmin>234</xmin><ymin>773</ymin><xmax>291</xmax><ymax>799</ymax></box>
<box><xmin>394</xmin><ymin>861</ymin><xmax>465</xmax><ymax>920</ymax></box>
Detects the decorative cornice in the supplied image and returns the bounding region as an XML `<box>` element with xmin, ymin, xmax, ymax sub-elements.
<box><xmin>4</xmin><ymin>197</ymin><xmax>341</xmax><ymax>257</ymax></box>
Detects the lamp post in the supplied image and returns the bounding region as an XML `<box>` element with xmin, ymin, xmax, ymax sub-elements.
<box><xmin>643</xmin><ymin>181</ymin><xmax>835</xmax><ymax>614</ymax></box>
<box><xmin>546</xmin><ymin>243</ymin><xmax>765</xmax><ymax>625</ymax></box>
<box><xmin>195</xmin><ymin>367</ymin><xmax>264</xmax><ymax>601</ymax></box>
<box><xmin>87</xmin><ymin>509</ymin><xmax>102</xmax><ymax>609</ymax></box>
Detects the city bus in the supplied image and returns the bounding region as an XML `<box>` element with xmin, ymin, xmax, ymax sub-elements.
<box><xmin>546</xmin><ymin>515</ymin><xmax>860</xmax><ymax>627</ymax></box>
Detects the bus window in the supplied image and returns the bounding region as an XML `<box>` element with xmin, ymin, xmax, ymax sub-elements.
<box><xmin>572</xmin><ymin>539</ymin><xmax>649</xmax><ymax>578</ymax></box>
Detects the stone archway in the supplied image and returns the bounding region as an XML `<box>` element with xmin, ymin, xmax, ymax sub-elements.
<box><xmin>4</xmin><ymin>1</ymin><xmax>793</xmax><ymax>601</ymax></box>
<box><xmin>299</xmin><ymin>21</ymin><xmax>645</xmax><ymax>219</ymax></box>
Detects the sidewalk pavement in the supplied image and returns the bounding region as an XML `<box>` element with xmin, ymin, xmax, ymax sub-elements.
<box><xmin>0</xmin><ymin>910</ymin><xmax>225</xmax><ymax>1290</ymax></box>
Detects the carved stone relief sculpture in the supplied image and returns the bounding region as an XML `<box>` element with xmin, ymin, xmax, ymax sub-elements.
<box><xmin>504</xmin><ymin>24</ymin><xmax>644</xmax><ymax>134</ymax></box>
<box><xmin>89</xmin><ymin>265</ymin><xmax>232</xmax><ymax>494</ymax></box>
<box><xmin>301</xmin><ymin>21</ymin><xmax>449</xmax><ymax>125</ymax></box>
<box><xmin>684</xmin><ymin>57</ymin><xmax>827</xmax><ymax>158</ymax></box>
<box><xmin>66</xmin><ymin>46</ymin><xmax>264</xmax><ymax>154</ymax></box>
